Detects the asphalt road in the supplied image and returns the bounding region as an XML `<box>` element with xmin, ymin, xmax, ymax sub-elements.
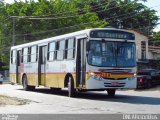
<box><xmin>0</xmin><ymin>84</ymin><xmax>160</xmax><ymax>114</ymax></box>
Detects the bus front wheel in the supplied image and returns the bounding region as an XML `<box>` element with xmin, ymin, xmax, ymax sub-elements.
<box><xmin>68</xmin><ymin>77</ymin><xmax>75</xmax><ymax>97</ymax></box>
<box><xmin>107</xmin><ymin>89</ymin><xmax>116</xmax><ymax>97</ymax></box>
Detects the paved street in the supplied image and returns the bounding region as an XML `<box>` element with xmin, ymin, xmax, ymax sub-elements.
<box><xmin>0</xmin><ymin>84</ymin><xmax>160</xmax><ymax>114</ymax></box>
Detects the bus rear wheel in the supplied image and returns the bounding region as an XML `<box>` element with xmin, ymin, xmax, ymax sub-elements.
<box><xmin>107</xmin><ymin>89</ymin><xmax>116</xmax><ymax>97</ymax></box>
<box><xmin>22</xmin><ymin>75</ymin><xmax>35</xmax><ymax>91</ymax></box>
<box><xmin>68</xmin><ymin>77</ymin><xmax>75</xmax><ymax>97</ymax></box>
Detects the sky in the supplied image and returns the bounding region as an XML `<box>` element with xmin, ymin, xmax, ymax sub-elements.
<box><xmin>4</xmin><ymin>0</ymin><xmax>160</xmax><ymax>32</ymax></box>
<box><xmin>140</xmin><ymin>0</ymin><xmax>160</xmax><ymax>32</ymax></box>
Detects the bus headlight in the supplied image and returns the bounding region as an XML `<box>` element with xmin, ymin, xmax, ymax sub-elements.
<box><xmin>93</xmin><ymin>75</ymin><xmax>102</xmax><ymax>81</ymax></box>
<box><xmin>89</xmin><ymin>72</ymin><xmax>102</xmax><ymax>81</ymax></box>
<box><xmin>128</xmin><ymin>74</ymin><xmax>136</xmax><ymax>80</ymax></box>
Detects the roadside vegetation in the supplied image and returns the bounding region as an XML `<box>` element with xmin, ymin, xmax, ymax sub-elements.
<box><xmin>0</xmin><ymin>0</ymin><xmax>159</xmax><ymax>69</ymax></box>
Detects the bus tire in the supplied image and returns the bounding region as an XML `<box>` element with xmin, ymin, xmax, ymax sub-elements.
<box><xmin>22</xmin><ymin>75</ymin><xmax>35</xmax><ymax>91</ymax></box>
<box><xmin>68</xmin><ymin>76</ymin><xmax>75</xmax><ymax>97</ymax></box>
<box><xmin>107</xmin><ymin>89</ymin><xmax>116</xmax><ymax>97</ymax></box>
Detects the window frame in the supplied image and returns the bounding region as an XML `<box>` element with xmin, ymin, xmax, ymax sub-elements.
<box><xmin>30</xmin><ymin>45</ymin><xmax>38</xmax><ymax>63</ymax></box>
<box><xmin>66</xmin><ymin>38</ymin><xmax>76</xmax><ymax>60</ymax></box>
<box><xmin>22</xmin><ymin>47</ymin><xmax>29</xmax><ymax>63</ymax></box>
<box><xmin>11</xmin><ymin>50</ymin><xmax>17</xmax><ymax>64</ymax></box>
<box><xmin>48</xmin><ymin>42</ymin><xmax>56</xmax><ymax>61</ymax></box>
<box><xmin>56</xmin><ymin>39</ymin><xmax>66</xmax><ymax>61</ymax></box>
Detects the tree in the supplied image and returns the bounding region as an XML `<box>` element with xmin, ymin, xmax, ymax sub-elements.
<box><xmin>0</xmin><ymin>0</ymin><xmax>159</xmax><ymax>68</ymax></box>
<box><xmin>152</xmin><ymin>31</ymin><xmax>160</xmax><ymax>46</ymax></box>
<box><xmin>0</xmin><ymin>0</ymin><xmax>108</xmax><ymax>68</ymax></box>
<box><xmin>90</xmin><ymin>0</ymin><xmax>159</xmax><ymax>35</ymax></box>
<box><xmin>0</xmin><ymin>0</ymin><xmax>4</xmax><ymax>5</ymax></box>
<box><xmin>2</xmin><ymin>0</ymin><xmax>107</xmax><ymax>44</ymax></box>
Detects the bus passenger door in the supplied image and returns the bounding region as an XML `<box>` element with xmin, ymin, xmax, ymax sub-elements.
<box><xmin>76</xmin><ymin>38</ymin><xmax>86</xmax><ymax>88</ymax></box>
<box><xmin>16</xmin><ymin>50</ymin><xmax>21</xmax><ymax>84</ymax></box>
<box><xmin>39</xmin><ymin>46</ymin><xmax>47</xmax><ymax>86</ymax></box>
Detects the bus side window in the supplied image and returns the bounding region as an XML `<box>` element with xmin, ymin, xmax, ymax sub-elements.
<box><xmin>22</xmin><ymin>47</ymin><xmax>28</xmax><ymax>63</ymax></box>
<box><xmin>11</xmin><ymin>50</ymin><xmax>16</xmax><ymax>64</ymax></box>
<box><xmin>57</xmin><ymin>40</ymin><xmax>65</xmax><ymax>60</ymax></box>
<box><xmin>48</xmin><ymin>42</ymin><xmax>56</xmax><ymax>61</ymax></box>
<box><xmin>31</xmin><ymin>46</ymin><xmax>38</xmax><ymax>62</ymax></box>
<box><xmin>66</xmin><ymin>38</ymin><xmax>75</xmax><ymax>59</ymax></box>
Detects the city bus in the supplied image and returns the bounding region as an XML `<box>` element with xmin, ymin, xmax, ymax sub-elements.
<box><xmin>10</xmin><ymin>28</ymin><xmax>137</xmax><ymax>97</ymax></box>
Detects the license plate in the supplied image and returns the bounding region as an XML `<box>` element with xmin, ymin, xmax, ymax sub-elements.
<box><xmin>111</xmin><ymin>82</ymin><xmax>119</xmax><ymax>86</ymax></box>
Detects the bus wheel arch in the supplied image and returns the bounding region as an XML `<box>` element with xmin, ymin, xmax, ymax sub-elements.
<box><xmin>64</xmin><ymin>73</ymin><xmax>75</xmax><ymax>97</ymax></box>
<box><xmin>22</xmin><ymin>74</ymin><xmax>28</xmax><ymax>91</ymax></box>
<box><xmin>22</xmin><ymin>74</ymin><xmax>35</xmax><ymax>91</ymax></box>
<box><xmin>64</xmin><ymin>73</ymin><xmax>73</xmax><ymax>88</ymax></box>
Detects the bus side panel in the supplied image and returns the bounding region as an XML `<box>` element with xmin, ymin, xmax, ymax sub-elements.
<box><xmin>45</xmin><ymin>61</ymin><xmax>58</xmax><ymax>88</ymax></box>
<box><xmin>45</xmin><ymin>60</ymin><xmax>76</xmax><ymax>88</ymax></box>
<box><xmin>23</xmin><ymin>63</ymin><xmax>36</xmax><ymax>86</ymax></box>
<box><xmin>28</xmin><ymin>62</ymin><xmax>38</xmax><ymax>86</ymax></box>
<box><xmin>58</xmin><ymin>60</ymin><xmax>76</xmax><ymax>88</ymax></box>
<box><xmin>10</xmin><ymin>73</ymin><xmax>16</xmax><ymax>83</ymax></box>
<box><xmin>17</xmin><ymin>71</ymin><xmax>21</xmax><ymax>84</ymax></box>
<box><xmin>45</xmin><ymin>74</ymin><xmax>58</xmax><ymax>87</ymax></box>
<box><xmin>9</xmin><ymin>55</ymin><xmax>16</xmax><ymax>83</ymax></box>
<box><xmin>10</xmin><ymin>64</ymin><xmax>21</xmax><ymax>84</ymax></box>
<box><xmin>10</xmin><ymin>50</ymin><xmax>18</xmax><ymax>84</ymax></box>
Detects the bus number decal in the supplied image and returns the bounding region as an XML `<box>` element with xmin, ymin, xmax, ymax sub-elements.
<box><xmin>101</xmin><ymin>73</ymin><xmax>111</xmax><ymax>78</ymax></box>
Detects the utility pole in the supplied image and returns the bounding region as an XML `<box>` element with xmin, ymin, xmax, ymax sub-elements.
<box><xmin>12</xmin><ymin>16</ymin><xmax>16</xmax><ymax>46</ymax></box>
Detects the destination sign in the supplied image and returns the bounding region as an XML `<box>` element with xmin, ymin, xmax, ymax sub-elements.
<box><xmin>90</xmin><ymin>30</ymin><xmax>135</xmax><ymax>40</ymax></box>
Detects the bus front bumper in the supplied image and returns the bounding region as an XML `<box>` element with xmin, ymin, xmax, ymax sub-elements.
<box><xmin>86</xmin><ymin>77</ymin><xmax>137</xmax><ymax>90</ymax></box>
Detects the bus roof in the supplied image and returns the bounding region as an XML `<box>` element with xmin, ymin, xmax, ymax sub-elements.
<box><xmin>11</xmin><ymin>28</ymin><xmax>133</xmax><ymax>50</ymax></box>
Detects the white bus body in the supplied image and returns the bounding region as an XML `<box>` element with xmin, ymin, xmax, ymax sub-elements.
<box><xmin>10</xmin><ymin>28</ymin><xmax>137</xmax><ymax>97</ymax></box>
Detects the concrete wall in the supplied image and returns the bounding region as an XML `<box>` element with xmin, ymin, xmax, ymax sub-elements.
<box><xmin>129</xmin><ymin>30</ymin><xmax>149</xmax><ymax>61</ymax></box>
<box><xmin>148</xmin><ymin>51</ymin><xmax>160</xmax><ymax>60</ymax></box>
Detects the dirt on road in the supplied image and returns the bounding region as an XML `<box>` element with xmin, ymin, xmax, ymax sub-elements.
<box><xmin>0</xmin><ymin>95</ymin><xmax>30</xmax><ymax>107</ymax></box>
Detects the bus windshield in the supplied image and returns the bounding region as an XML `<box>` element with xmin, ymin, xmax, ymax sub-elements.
<box><xmin>87</xmin><ymin>40</ymin><xmax>136</xmax><ymax>67</ymax></box>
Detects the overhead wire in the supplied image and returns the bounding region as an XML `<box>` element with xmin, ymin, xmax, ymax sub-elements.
<box><xmin>10</xmin><ymin>2</ymin><xmax>160</xmax><ymax>20</ymax></box>
<box><xmin>14</xmin><ymin>7</ymin><xmax>160</xmax><ymax>37</ymax></box>
<box><xmin>10</xmin><ymin>1</ymin><xmax>111</xmax><ymax>18</ymax></box>
<box><xmin>1</xmin><ymin>3</ymin><xmax>160</xmax><ymax>41</ymax></box>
